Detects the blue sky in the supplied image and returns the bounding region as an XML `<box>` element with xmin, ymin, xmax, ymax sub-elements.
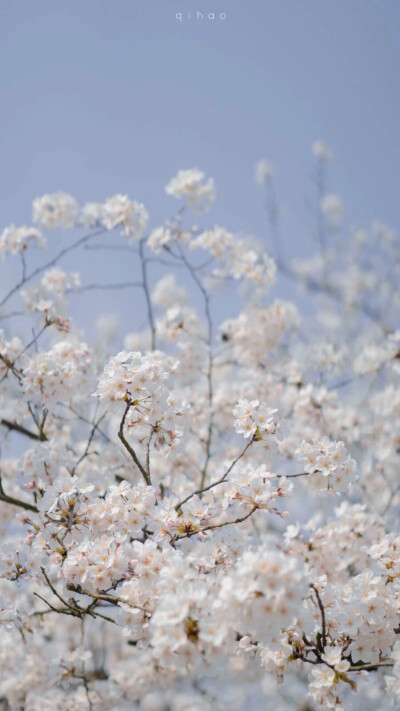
<box><xmin>1</xmin><ymin>0</ymin><xmax>399</xmax><ymax>336</ymax></box>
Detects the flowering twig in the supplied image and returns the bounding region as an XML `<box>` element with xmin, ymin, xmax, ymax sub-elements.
<box><xmin>173</xmin><ymin>505</ymin><xmax>258</xmax><ymax>543</ymax></box>
<box><xmin>0</xmin><ymin>228</ymin><xmax>107</xmax><ymax>308</ymax></box>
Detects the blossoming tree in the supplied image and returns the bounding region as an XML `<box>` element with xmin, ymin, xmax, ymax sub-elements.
<box><xmin>0</xmin><ymin>145</ymin><xmax>399</xmax><ymax>711</ymax></box>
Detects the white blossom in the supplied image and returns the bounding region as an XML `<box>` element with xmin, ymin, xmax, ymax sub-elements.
<box><xmin>165</xmin><ymin>168</ymin><xmax>215</xmax><ymax>213</ymax></box>
<box><xmin>255</xmin><ymin>159</ymin><xmax>274</xmax><ymax>184</ymax></box>
<box><xmin>312</xmin><ymin>139</ymin><xmax>334</xmax><ymax>161</ymax></box>
<box><xmin>102</xmin><ymin>194</ymin><xmax>148</xmax><ymax>239</ymax></box>
<box><xmin>0</xmin><ymin>225</ymin><xmax>45</xmax><ymax>259</ymax></box>
<box><xmin>321</xmin><ymin>193</ymin><xmax>344</xmax><ymax>229</ymax></box>
<box><xmin>32</xmin><ymin>192</ymin><xmax>79</xmax><ymax>229</ymax></box>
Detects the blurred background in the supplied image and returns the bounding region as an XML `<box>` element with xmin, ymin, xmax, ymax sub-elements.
<box><xmin>0</xmin><ymin>0</ymin><xmax>399</xmax><ymax>338</ymax></box>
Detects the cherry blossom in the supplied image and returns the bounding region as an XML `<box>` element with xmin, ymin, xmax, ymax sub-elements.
<box><xmin>0</xmin><ymin>147</ymin><xmax>399</xmax><ymax>711</ymax></box>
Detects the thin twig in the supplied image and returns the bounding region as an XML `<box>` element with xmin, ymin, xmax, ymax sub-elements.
<box><xmin>69</xmin><ymin>281</ymin><xmax>143</xmax><ymax>294</ymax></box>
<box><xmin>139</xmin><ymin>238</ymin><xmax>156</xmax><ymax>350</ymax></box>
<box><xmin>173</xmin><ymin>505</ymin><xmax>258</xmax><ymax>543</ymax></box>
<box><xmin>176</xmin><ymin>244</ymin><xmax>214</xmax><ymax>488</ymax></box>
<box><xmin>0</xmin><ymin>228</ymin><xmax>107</xmax><ymax>308</ymax></box>
<box><xmin>175</xmin><ymin>437</ymin><xmax>254</xmax><ymax>511</ymax></box>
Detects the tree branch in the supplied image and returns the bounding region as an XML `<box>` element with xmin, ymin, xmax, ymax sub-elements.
<box><xmin>118</xmin><ymin>401</ymin><xmax>151</xmax><ymax>485</ymax></box>
<box><xmin>1</xmin><ymin>418</ymin><xmax>47</xmax><ymax>441</ymax></box>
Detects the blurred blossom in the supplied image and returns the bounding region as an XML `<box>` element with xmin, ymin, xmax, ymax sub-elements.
<box><xmin>312</xmin><ymin>139</ymin><xmax>334</xmax><ymax>161</ymax></box>
<box><xmin>255</xmin><ymin>159</ymin><xmax>274</xmax><ymax>185</ymax></box>
<box><xmin>320</xmin><ymin>193</ymin><xmax>344</xmax><ymax>229</ymax></box>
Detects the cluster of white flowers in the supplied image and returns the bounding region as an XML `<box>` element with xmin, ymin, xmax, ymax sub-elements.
<box><xmin>32</xmin><ymin>191</ymin><xmax>79</xmax><ymax>229</ymax></box>
<box><xmin>296</xmin><ymin>569</ymin><xmax>397</xmax><ymax>708</ymax></box>
<box><xmin>94</xmin><ymin>350</ymin><xmax>188</xmax><ymax>451</ymax></box>
<box><xmin>220</xmin><ymin>300</ymin><xmax>298</xmax><ymax>365</ymax></box>
<box><xmin>223</xmin><ymin>463</ymin><xmax>292</xmax><ymax>513</ymax></box>
<box><xmin>233</xmin><ymin>398</ymin><xmax>279</xmax><ymax>439</ymax></box>
<box><xmin>146</xmin><ymin>222</ymin><xmax>194</xmax><ymax>252</ymax></box>
<box><xmin>353</xmin><ymin>332</ymin><xmax>400</xmax><ymax>374</ymax></box>
<box><xmin>165</xmin><ymin>168</ymin><xmax>215</xmax><ymax>213</ymax></box>
<box><xmin>94</xmin><ymin>350</ymin><xmax>177</xmax><ymax>405</ymax></box>
<box><xmin>21</xmin><ymin>266</ymin><xmax>80</xmax><ymax>319</ymax></box>
<box><xmin>369</xmin><ymin>534</ymin><xmax>400</xmax><ymax>583</ymax></box>
<box><xmin>151</xmin><ymin>274</ymin><xmax>187</xmax><ymax>310</ymax></box>
<box><xmin>0</xmin><ymin>224</ymin><xmax>45</xmax><ymax>258</ymax></box>
<box><xmin>31</xmin><ymin>191</ymin><xmax>149</xmax><ymax>240</ymax></box>
<box><xmin>102</xmin><ymin>194</ymin><xmax>149</xmax><ymax>238</ymax></box>
<box><xmin>320</xmin><ymin>193</ymin><xmax>344</xmax><ymax>230</ymax></box>
<box><xmin>295</xmin><ymin>438</ymin><xmax>357</xmax><ymax>492</ymax></box>
<box><xmin>22</xmin><ymin>340</ymin><xmax>94</xmax><ymax>407</ymax></box>
<box><xmin>220</xmin><ymin>549</ymin><xmax>307</xmax><ymax>645</ymax></box>
<box><xmin>190</xmin><ymin>226</ymin><xmax>277</xmax><ymax>287</ymax></box>
<box><xmin>83</xmin><ymin>194</ymin><xmax>149</xmax><ymax>239</ymax></box>
<box><xmin>147</xmin><ymin>225</ymin><xmax>175</xmax><ymax>251</ymax></box>
<box><xmin>0</xmin><ymin>330</ymin><xmax>24</xmax><ymax>404</ymax></box>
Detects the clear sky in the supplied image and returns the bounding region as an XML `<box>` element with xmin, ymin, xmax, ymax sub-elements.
<box><xmin>1</xmin><ymin>0</ymin><xmax>399</xmax><ymax>335</ymax></box>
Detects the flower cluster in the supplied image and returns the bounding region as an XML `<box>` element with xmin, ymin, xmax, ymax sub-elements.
<box><xmin>221</xmin><ymin>300</ymin><xmax>298</xmax><ymax>365</ymax></box>
<box><xmin>320</xmin><ymin>193</ymin><xmax>344</xmax><ymax>230</ymax></box>
<box><xmin>219</xmin><ymin>548</ymin><xmax>307</xmax><ymax>645</ymax></box>
<box><xmin>190</xmin><ymin>225</ymin><xmax>276</xmax><ymax>288</ymax></box>
<box><xmin>22</xmin><ymin>266</ymin><xmax>80</xmax><ymax>319</ymax></box>
<box><xmin>32</xmin><ymin>191</ymin><xmax>79</xmax><ymax>229</ymax></box>
<box><xmin>22</xmin><ymin>340</ymin><xmax>94</xmax><ymax>407</ymax></box>
<box><xmin>295</xmin><ymin>438</ymin><xmax>357</xmax><ymax>492</ymax></box>
<box><xmin>0</xmin><ymin>224</ymin><xmax>45</xmax><ymax>258</ymax></box>
<box><xmin>233</xmin><ymin>398</ymin><xmax>279</xmax><ymax>439</ymax></box>
<box><xmin>94</xmin><ymin>350</ymin><xmax>188</xmax><ymax>451</ymax></box>
<box><xmin>165</xmin><ymin>168</ymin><xmax>215</xmax><ymax>213</ymax></box>
<box><xmin>83</xmin><ymin>194</ymin><xmax>149</xmax><ymax>239</ymax></box>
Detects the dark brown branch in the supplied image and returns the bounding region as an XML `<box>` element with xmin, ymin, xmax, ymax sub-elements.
<box><xmin>0</xmin><ymin>491</ymin><xmax>38</xmax><ymax>513</ymax></box>
<box><xmin>1</xmin><ymin>418</ymin><xmax>47</xmax><ymax>441</ymax></box>
<box><xmin>71</xmin><ymin>412</ymin><xmax>106</xmax><ymax>474</ymax></box>
<box><xmin>173</xmin><ymin>505</ymin><xmax>258</xmax><ymax>543</ymax></box>
<box><xmin>67</xmin><ymin>584</ymin><xmax>149</xmax><ymax>613</ymax></box>
<box><xmin>349</xmin><ymin>660</ymin><xmax>394</xmax><ymax>672</ymax></box>
<box><xmin>118</xmin><ymin>401</ymin><xmax>151</xmax><ymax>485</ymax></box>
<box><xmin>310</xmin><ymin>584</ymin><xmax>327</xmax><ymax>650</ymax></box>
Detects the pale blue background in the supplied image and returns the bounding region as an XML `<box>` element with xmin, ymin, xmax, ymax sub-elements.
<box><xmin>0</xmin><ymin>0</ymin><xmax>399</xmax><ymax>335</ymax></box>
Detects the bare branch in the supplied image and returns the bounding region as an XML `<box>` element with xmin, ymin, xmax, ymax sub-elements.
<box><xmin>310</xmin><ymin>583</ymin><xmax>327</xmax><ymax>650</ymax></box>
<box><xmin>139</xmin><ymin>238</ymin><xmax>156</xmax><ymax>350</ymax></box>
<box><xmin>118</xmin><ymin>401</ymin><xmax>151</xmax><ymax>485</ymax></box>
<box><xmin>175</xmin><ymin>437</ymin><xmax>254</xmax><ymax>511</ymax></box>
<box><xmin>0</xmin><ymin>418</ymin><xmax>47</xmax><ymax>441</ymax></box>
<box><xmin>69</xmin><ymin>281</ymin><xmax>143</xmax><ymax>294</ymax></box>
